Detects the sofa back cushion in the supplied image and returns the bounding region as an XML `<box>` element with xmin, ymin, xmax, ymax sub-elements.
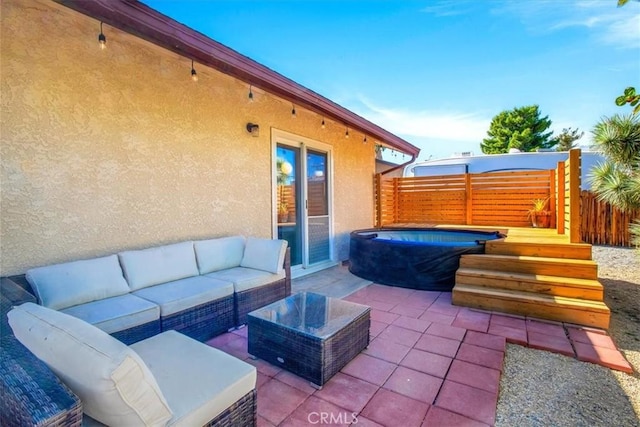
<box><xmin>194</xmin><ymin>236</ymin><xmax>246</xmax><ymax>274</ymax></box>
<box><xmin>8</xmin><ymin>303</ymin><xmax>172</xmax><ymax>426</ymax></box>
<box><xmin>119</xmin><ymin>241</ymin><xmax>198</xmax><ymax>291</ymax></box>
<box><xmin>26</xmin><ymin>255</ymin><xmax>130</xmax><ymax>310</ymax></box>
<box><xmin>240</xmin><ymin>238</ymin><xmax>288</xmax><ymax>274</ymax></box>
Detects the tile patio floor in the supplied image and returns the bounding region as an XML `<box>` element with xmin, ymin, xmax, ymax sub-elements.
<box><xmin>207</xmin><ymin>265</ymin><xmax>632</xmax><ymax>427</ymax></box>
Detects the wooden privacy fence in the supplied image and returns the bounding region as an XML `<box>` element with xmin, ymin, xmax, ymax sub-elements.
<box><xmin>375</xmin><ymin>170</ymin><xmax>555</xmax><ymax>228</ymax></box>
<box><xmin>581</xmin><ymin>190</ymin><xmax>640</xmax><ymax>246</ymax></box>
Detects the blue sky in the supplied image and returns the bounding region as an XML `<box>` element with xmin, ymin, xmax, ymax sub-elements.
<box><xmin>145</xmin><ymin>0</ymin><xmax>640</xmax><ymax>161</ymax></box>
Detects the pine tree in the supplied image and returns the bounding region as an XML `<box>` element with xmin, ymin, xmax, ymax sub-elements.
<box><xmin>553</xmin><ymin>127</ymin><xmax>584</xmax><ymax>151</ymax></box>
<box><xmin>480</xmin><ymin>105</ymin><xmax>554</xmax><ymax>154</ymax></box>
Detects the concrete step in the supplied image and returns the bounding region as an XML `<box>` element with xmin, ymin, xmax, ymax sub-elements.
<box><xmin>459</xmin><ymin>254</ymin><xmax>598</xmax><ymax>280</ymax></box>
<box><xmin>452</xmin><ymin>284</ymin><xmax>610</xmax><ymax>329</ymax></box>
<box><xmin>455</xmin><ymin>268</ymin><xmax>604</xmax><ymax>300</ymax></box>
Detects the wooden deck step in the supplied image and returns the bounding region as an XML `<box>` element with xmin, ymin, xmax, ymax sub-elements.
<box><xmin>485</xmin><ymin>240</ymin><xmax>592</xmax><ymax>260</ymax></box>
<box><xmin>459</xmin><ymin>254</ymin><xmax>598</xmax><ymax>280</ymax></box>
<box><xmin>455</xmin><ymin>268</ymin><xmax>603</xmax><ymax>300</ymax></box>
<box><xmin>452</xmin><ymin>284</ymin><xmax>610</xmax><ymax>329</ymax></box>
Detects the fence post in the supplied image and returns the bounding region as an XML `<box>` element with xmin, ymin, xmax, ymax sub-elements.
<box><xmin>465</xmin><ymin>173</ymin><xmax>472</xmax><ymax>225</ymax></box>
<box><xmin>549</xmin><ymin>169</ymin><xmax>556</xmax><ymax>230</ymax></box>
<box><xmin>556</xmin><ymin>161</ymin><xmax>565</xmax><ymax>235</ymax></box>
<box><xmin>568</xmin><ymin>148</ymin><xmax>582</xmax><ymax>243</ymax></box>
<box><xmin>375</xmin><ymin>173</ymin><xmax>382</xmax><ymax>227</ymax></box>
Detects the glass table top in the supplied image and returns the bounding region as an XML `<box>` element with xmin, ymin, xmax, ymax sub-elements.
<box><xmin>248</xmin><ymin>292</ymin><xmax>370</xmax><ymax>339</ymax></box>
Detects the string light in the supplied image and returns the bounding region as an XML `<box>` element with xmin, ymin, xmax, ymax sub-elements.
<box><xmin>363</xmin><ymin>135</ymin><xmax>368</xmax><ymax>144</ymax></box>
<box><xmin>291</xmin><ymin>104</ymin><xmax>297</xmax><ymax>118</ymax></box>
<box><xmin>191</xmin><ymin>60</ymin><xmax>198</xmax><ymax>82</ymax></box>
<box><xmin>321</xmin><ymin>118</ymin><xmax>325</xmax><ymax>129</ymax></box>
<box><xmin>345</xmin><ymin>127</ymin><xmax>350</xmax><ymax>139</ymax></box>
<box><xmin>98</xmin><ymin>22</ymin><xmax>106</xmax><ymax>49</ymax></box>
<box><xmin>248</xmin><ymin>85</ymin><xmax>254</xmax><ymax>102</ymax></box>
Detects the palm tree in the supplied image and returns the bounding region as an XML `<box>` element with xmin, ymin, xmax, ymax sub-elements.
<box><xmin>590</xmin><ymin>114</ymin><xmax>640</xmax><ymax>245</ymax></box>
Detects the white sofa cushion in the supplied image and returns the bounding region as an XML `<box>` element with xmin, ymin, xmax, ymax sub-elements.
<box><xmin>194</xmin><ymin>236</ymin><xmax>246</xmax><ymax>274</ymax></box>
<box><xmin>131</xmin><ymin>330</ymin><xmax>256</xmax><ymax>426</ymax></box>
<box><xmin>7</xmin><ymin>303</ymin><xmax>172</xmax><ymax>426</ymax></box>
<box><xmin>119</xmin><ymin>241</ymin><xmax>199</xmax><ymax>291</ymax></box>
<box><xmin>240</xmin><ymin>238</ymin><xmax>287</xmax><ymax>274</ymax></box>
<box><xmin>61</xmin><ymin>294</ymin><xmax>160</xmax><ymax>334</ymax></box>
<box><xmin>25</xmin><ymin>255</ymin><xmax>130</xmax><ymax>310</ymax></box>
<box><xmin>132</xmin><ymin>276</ymin><xmax>234</xmax><ymax>317</ymax></box>
<box><xmin>205</xmin><ymin>267</ymin><xmax>286</xmax><ymax>293</ymax></box>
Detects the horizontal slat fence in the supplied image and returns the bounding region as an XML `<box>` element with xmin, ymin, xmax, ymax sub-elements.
<box><xmin>376</xmin><ymin>170</ymin><xmax>554</xmax><ymax>228</ymax></box>
<box><xmin>581</xmin><ymin>190</ymin><xmax>640</xmax><ymax>246</ymax></box>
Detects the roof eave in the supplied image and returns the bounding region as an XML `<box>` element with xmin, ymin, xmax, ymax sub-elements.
<box><xmin>54</xmin><ymin>0</ymin><xmax>420</xmax><ymax>156</ymax></box>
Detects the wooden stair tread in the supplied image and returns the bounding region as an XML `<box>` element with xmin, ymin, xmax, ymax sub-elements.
<box><xmin>462</xmin><ymin>254</ymin><xmax>596</xmax><ymax>266</ymax></box>
<box><xmin>485</xmin><ymin>240</ymin><xmax>592</xmax><ymax>260</ymax></box>
<box><xmin>453</xmin><ymin>284</ymin><xmax>610</xmax><ymax>313</ymax></box>
<box><xmin>456</xmin><ymin>268</ymin><xmax>602</xmax><ymax>289</ymax></box>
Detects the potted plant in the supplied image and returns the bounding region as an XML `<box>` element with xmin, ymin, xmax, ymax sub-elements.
<box><xmin>277</xmin><ymin>157</ymin><xmax>292</xmax><ymax>223</ymax></box>
<box><xmin>528</xmin><ymin>198</ymin><xmax>551</xmax><ymax>228</ymax></box>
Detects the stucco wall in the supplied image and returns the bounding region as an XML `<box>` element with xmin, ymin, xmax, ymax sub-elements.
<box><xmin>0</xmin><ymin>0</ymin><xmax>375</xmax><ymax>275</ymax></box>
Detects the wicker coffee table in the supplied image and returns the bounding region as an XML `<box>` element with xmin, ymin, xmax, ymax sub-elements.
<box><xmin>247</xmin><ymin>292</ymin><xmax>370</xmax><ymax>388</ymax></box>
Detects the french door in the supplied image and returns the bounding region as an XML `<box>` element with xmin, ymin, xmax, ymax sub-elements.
<box><xmin>274</xmin><ymin>133</ymin><xmax>333</xmax><ymax>273</ymax></box>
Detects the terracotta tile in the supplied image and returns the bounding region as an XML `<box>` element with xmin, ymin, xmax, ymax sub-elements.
<box><xmin>231</xmin><ymin>326</ymin><xmax>248</xmax><ymax>337</ymax></box>
<box><xmin>368</xmin><ymin>291</ymin><xmax>408</xmax><ymax>305</ymax></box>
<box><xmin>463</xmin><ymin>331</ymin><xmax>506</xmax><ymax>352</ymax></box>
<box><xmin>364</xmin><ymin>336</ymin><xmax>412</xmax><ymax>364</ymax></box>
<box><xmin>527</xmin><ymin>331</ymin><xmax>575</xmax><ymax>357</ymax></box>
<box><xmin>390</xmin><ymin>304</ymin><xmax>425</xmax><ymax>318</ymax></box>
<box><xmin>446</xmin><ymin>359</ymin><xmax>501</xmax><ymax>394</ymax></box>
<box><xmin>490</xmin><ymin>314</ymin><xmax>526</xmax><ymax>329</ymax></box>
<box><xmin>369</xmin><ymin>320</ymin><xmax>388</xmax><ymax>338</ymax></box>
<box><xmin>525</xmin><ymin>319</ymin><xmax>566</xmax><ymax>338</ymax></box>
<box><xmin>425</xmin><ymin>303</ymin><xmax>460</xmax><ymax>317</ymax></box>
<box><xmin>257</xmin><ymin>415</ymin><xmax>276</xmax><ymax>427</ymax></box>
<box><xmin>400</xmin><ymin>348</ymin><xmax>453</xmax><ymax>378</ymax></box>
<box><xmin>435</xmin><ymin>380</ymin><xmax>497</xmax><ymax>425</ymax></box>
<box><xmin>275</xmin><ymin>370</ymin><xmax>317</xmax><ymax>395</ymax></box>
<box><xmin>370</xmin><ymin>309</ymin><xmax>401</xmax><ymax>325</ymax></box>
<box><xmin>206</xmin><ymin>332</ymin><xmax>242</xmax><ymax>348</ymax></box>
<box><xmin>403</xmin><ymin>293</ymin><xmax>439</xmax><ymax>310</ymax></box>
<box><xmin>426</xmin><ymin>323</ymin><xmax>467</xmax><ymax>341</ymax></box>
<box><xmin>422</xmin><ymin>406</ymin><xmax>490</xmax><ymax>427</ymax></box>
<box><xmin>361</xmin><ymin>388</ymin><xmax>429</xmax><ymax>427</ymax></box>
<box><xmin>341</xmin><ymin>353</ymin><xmax>397</xmax><ymax>386</ymax></box>
<box><xmin>281</xmin><ymin>396</ymin><xmax>352</xmax><ymax>427</ymax></box>
<box><xmin>452</xmin><ymin>315</ymin><xmax>489</xmax><ymax>333</ymax></box>
<box><xmin>487</xmin><ymin>323</ymin><xmax>528</xmax><ymax>345</ymax></box>
<box><xmin>455</xmin><ymin>343</ymin><xmax>504</xmax><ymax>372</ymax></box>
<box><xmin>256</xmin><ymin>372</ymin><xmax>271</xmax><ymax>389</ymax></box>
<box><xmin>342</xmin><ymin>293</ymin><xmax>368</xmax><ymax>304</ymax></box>
<box><xmin>315</xmin><ymin>372</ymin><xmax>378</xmax><ymax>413</ymax></box>
<box><xmin>573</xmin><ymin>342</ymin><xmax>633</xmax><ymax>373</ymax></box>
<box><xmin>567</xmin><ymin>328</ymin><xmax>618</xmax><ymax>349</ymax></box>
<box><xmin>377</xmin><ymin>324</ymin><xmax>422</xmax><ymax>347</ymax></box>
<box><xmin>383</xmin><ymin>366</ymin><xmax>443</xmax><ymax>404</ymax></box>
<box><xmin>436</xmin><ymin>293</ymin><xmax>453</xmax><ymax>304</ymax></box>
<box><xmin>246</xmin><ymin>357</ymin><xmax>283</xmax><ymax>377</ymax></box>
<box><xmin>257</xmin><ymin>379</ymin><xmax>310</xmax><ymax>425</ymax></box>
<box><xmin>351</xmin><ymin>416</ymin><xmax>384</xmax><ymax>426</ymax></box>
<box><xmin>419</xmin><ymin>311</ymin><xmax>456</xmax><ymax>325</ymax></box>
<box><xmin>563</xmin><ymin>324</ymin><xmax>608</xmax><ymax>335</ymax></box>
<box><xmin>414</xmin><ymin>334</ymin><xmax>461</xmax><ymax>358</ymax></box>
<box><xmin>219</xmin><ymin>336</ymin><xmax>250</xmax><ymax>359</ymax></box>
<box><xmin>364</xmin><ymin>299</ymin><xmax>397</xmax><ymax>312</ymax></box>
<box><xmin>392</xmin><ymin>315</ymin><xmax>432</xmax><ymax>333</ymax></box>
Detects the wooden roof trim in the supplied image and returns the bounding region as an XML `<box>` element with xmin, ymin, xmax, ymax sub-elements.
<box><xmin>54</xmin><ymin>0</ymin><xmax>420</xmax><ymax>156</ymax></box>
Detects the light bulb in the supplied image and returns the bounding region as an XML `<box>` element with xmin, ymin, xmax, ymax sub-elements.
<box><xmin>321</xmin><ymin>119</ymin><xmax>325</xmax><ymax>129</ymax></box>
<box><xmin>98</xmin><ymin>22</ymin><xmax>106</xmax><ymax>49</ymax></box>
<box><xmin>191</xmin><ymin>61</ymin><xmax>198</xmax><ymax>82</ymax></box>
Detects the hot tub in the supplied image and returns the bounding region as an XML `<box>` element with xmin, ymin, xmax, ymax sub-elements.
<box><xmin>348</xmin><ymin>228</ymin><xmax>504</xmax><ymax>291</ymax></box>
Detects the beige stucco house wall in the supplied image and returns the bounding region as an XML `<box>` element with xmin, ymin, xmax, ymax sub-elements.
<box><xmin>0</xmin><ymin>0</ymin><xmax>375</xmax><ymax>275</ymax></box>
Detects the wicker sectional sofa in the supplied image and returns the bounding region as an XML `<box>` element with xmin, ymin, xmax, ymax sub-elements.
<box><xmin>1</xmin><ymin>236</ymin><xmax>291</xmax><ymax>426</ymax></box>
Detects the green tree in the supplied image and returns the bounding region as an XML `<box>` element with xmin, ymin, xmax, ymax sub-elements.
<box><xmin>480</xmin><ymin>105</ymin><xmax>554</xmax><ymax>154</ymax></box>
<box><xmin>590</xmin><ymin>114</ymin><xmax>640</xmax><ymax>246</ymax></box>
<box><xmin>615</xmin><ymin>87</ymin><xmax>640</xmax><ymax>115</ymax></box>
<box><xmin>553</xmin><ymin>127</ymin><xmax>584</xmax><ymax>151</ymax></box>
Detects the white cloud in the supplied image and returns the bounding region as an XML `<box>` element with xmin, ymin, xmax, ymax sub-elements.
<box><xmin>351</xmin><ymin>97</ymin><xmax>490</xmax><ymax>143</ymax></box>
<box><xmin>420</xmin><ymin>1</ymin><xmax>477</xmax><ymax>17</ymax></box>
<box><xmin>494</xmin><ymin>0</ymin><xmax>640</xmax><ymax>49</ymax></box>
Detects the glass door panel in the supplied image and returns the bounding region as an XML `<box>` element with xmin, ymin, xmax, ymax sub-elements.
<box><xmin>276</xmin><ymin>145</ymin><xmax>302</xmax><ymax>266</ymax></box>
<box><xmin>306</xmin><ymin>150</ymin><xmax>330</xmax><ymax>264</ymax></box>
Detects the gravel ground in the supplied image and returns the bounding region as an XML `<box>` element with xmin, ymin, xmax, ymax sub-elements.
<box><xmin>495</xmin><ymin>245</ymin><xmax>640</xmax><ymax>427</ymax></box>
